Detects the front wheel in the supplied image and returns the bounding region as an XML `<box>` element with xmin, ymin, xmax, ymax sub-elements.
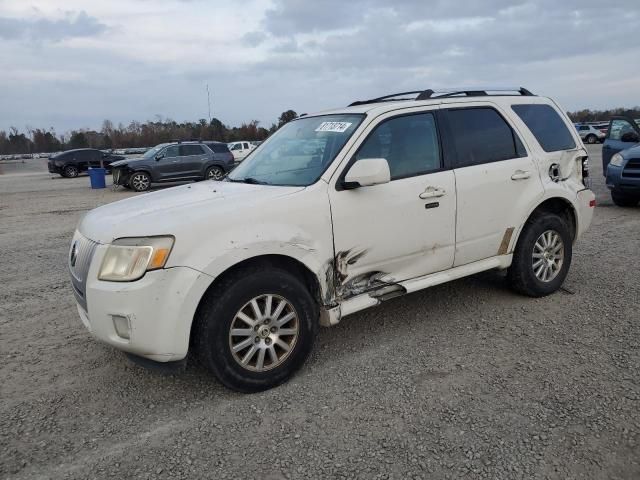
<box><xmin>206</xmin><ymin>165</ymin><xmax>225</xmax><ymax>181</ymax></box>
<box><xmin>193</xmin><ymin>267</ymin><xmax>318</xmax><ymax>392</ymax></box>
<box><xmin>508</xmin><ymin>213</ymin><xmax>572</xmax><ymax>297</ymax></box>
<box><xmin>611</xmin><ymin>190</ymin><xmax>639</xmax><ymax>207</ymax></box>
<box><xmin>129</xmin><ymin>172</ymin><xmax>151</xmax><ymax>192</ymax></box>
<box><xmin>62</xmin><ymin>165</ymin><xmax>79</xmax><ymax>178</ymax></box>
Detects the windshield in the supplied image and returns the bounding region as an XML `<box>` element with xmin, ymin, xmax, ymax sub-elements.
<box><xmin>142</xmin><ymin>144</ymin><xmax>169</xmax><ymax>159</ymax></box>
<box><xmin>227</xmin><ymin>114</ymin><xmax>364</xmax><ymax>186</ymax></box>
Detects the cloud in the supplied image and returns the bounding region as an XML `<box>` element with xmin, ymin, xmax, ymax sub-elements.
<box><xmin>0</xmin><ymin>0</ymin><xmax>639</xmax><ymax>134</ymax></box>
<box><xmin>0</xmin><ymin>10</ymin><xmax>107</xmax><ymax>42</ymax></box>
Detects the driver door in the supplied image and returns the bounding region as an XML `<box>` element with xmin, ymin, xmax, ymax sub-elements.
<box><xmin>602</xmin><ymin>117</ymin><xmax>640</xmax><ymax>172</ymax></box>
<box><xmin>328</xmin><ymin>109</ymin><xmax>456</xmax><ymax>298</ymax></box>
<box><xmin>155</xmin><ymin>145</ymin><xmax>181</xmax><ymax>181</ymax></box>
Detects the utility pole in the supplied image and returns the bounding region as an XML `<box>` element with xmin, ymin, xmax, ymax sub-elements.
<box><xmin>206</xmin><ymin>84</ymin><xmax>212</xmax><ymax>123</ymax></box>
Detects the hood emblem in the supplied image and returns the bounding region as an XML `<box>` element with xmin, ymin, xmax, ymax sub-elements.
<box><xmin>70</xmin><ymin>240</ymin><xmax>79</xmax><ymax>267</ymax></box>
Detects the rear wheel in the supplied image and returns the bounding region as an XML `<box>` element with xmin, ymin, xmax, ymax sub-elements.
<box><xmin>62</xmin><ymin>165</ymin><xmax>79</xmax><ymax>178</ymax></box>
<box><xmin>611</xmin><ymin>190</ymin><xmax>639</xmax><ymax>207</ymax></box>
<box><xmin>193</xmin><ymin>267</ymin><xmax>318</xmax><ymax>392</ymax></box>
<box><xmin>586</xmin><ymin>134</ymin><xmax>597</xmax><ymax>144</ymax></box>
<box><xmin>206</xmin><ymin>165</ymin><xmax>225</xmax><ymax>181</ymax></box>
<box><xmin>508</xmin><ymin>213</ymin><xmax>572</xmax><ymax>297</ymax></box>
<box><xmin>129</xmin><ymin>172</ymin><xmax>151</xmax><ymax>192</ymax></box>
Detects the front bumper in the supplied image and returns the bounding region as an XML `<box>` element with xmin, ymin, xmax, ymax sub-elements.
<box><xmin>606</xmin><ymin>164</ymin><xmax>640</xmax><ymax>194</ymax></box>
<box><xmin>48</xmin><ymin>162</ymin><xmax>61</xmax><ymax>174</ymax></box>
<box><xmin>75</xmin><ymin>239</ymin><xmax>213</xmax><ymax>362</ymax></box>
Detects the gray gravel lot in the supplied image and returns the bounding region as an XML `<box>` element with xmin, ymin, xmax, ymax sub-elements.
<box><xmin>1</xmin><ymin>145</ymin><xmax>638</xmax><ymax>479</ymax></box>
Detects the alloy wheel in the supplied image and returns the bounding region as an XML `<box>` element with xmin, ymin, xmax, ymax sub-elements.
<box><xmin>532</xmin><ymin>229</ymin><xmax>564</xmax><ymax>282</ymax></box>
<box><xmin>228</xmin><ymin>294</ymin><xmax>299</xmax><ymax>372</ymax></box>
<box><xmin>131</xmin><ymin>173</ymin><xmax>150</xmax><ymax>191</ymax></box>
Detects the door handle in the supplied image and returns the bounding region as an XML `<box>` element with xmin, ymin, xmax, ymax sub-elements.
<box><xmin>419</xmin><ymin>186</ymin><xmax>446</xmax><ymax>199</ymax></box>
<box><xmin>511</xmin><ymin>170</ymin><xmax>531</xmax><ymax>180</ymax></box>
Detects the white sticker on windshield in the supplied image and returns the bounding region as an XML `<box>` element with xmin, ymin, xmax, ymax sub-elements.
<box><xmin>315</xmin><ymin>121</ymin><xmax>353</xmax><ymax>133</ymax></box>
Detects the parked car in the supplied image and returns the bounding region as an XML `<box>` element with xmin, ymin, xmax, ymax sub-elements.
<box><xmin>69</xmin><ymin>87</ymin><xmax>594</xmax><ymax>392</ymax></box>
<box><xmin>575</xmin><ymin>124</ymin><xmax>605</xmax><ymax>144</ymax></box>
<box><xmin>110</xmin><ymin>141</ymin><xmax>234</xmax><ymax>191</ymax></box>
<box><xmin>227</xmin><ymin>141</ymin><xmax>256</xmax><ymax>161</ymax></box>
<box><xmin>48</xmin><ymin>149</ymin><xmax>125</xmax><ymax>178</ymax></box>
<box><xmin>603</xmin><ymin>115</ymin><xmax>640</xmax><ymax>206</ymax></box>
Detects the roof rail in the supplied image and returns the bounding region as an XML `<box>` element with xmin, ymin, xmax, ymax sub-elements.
<box><xmin>348</xmin><ymin>87</ymin><xmax>534</xmax><ymax>107</ymax></box>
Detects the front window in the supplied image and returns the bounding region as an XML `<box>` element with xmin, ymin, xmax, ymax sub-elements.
<box><xmin>142</xmin><ymin>144</ymin><xmax>169</xmax><ymax>159</ymax></box>
<box><xmin>228</xmin><ymin>114</ymin><xmax>364</xmax><ymax>186</ymax></box>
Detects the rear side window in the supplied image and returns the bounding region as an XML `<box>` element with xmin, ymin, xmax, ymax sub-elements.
<box><xmin>512</xmin><ymin>104</ymin><xmax>576</xmax><ymax>152</ymax></box>
<box><xmin>207</xmin><ymin>143</ymin><xmax>230</xmax><ymax>153</ymax></box>
<box><xmin>446</xmin><ymin>108</ymin><xmax>526</xmax><ymax>167</ymax></box>
<box><xmin>181</xmin><ymin>145</ymin><xmax>205</xmax><ymax>156</ymax></box>
<box><xmin>355</xmin><ymin>112</ymin><xmax>441</xmax><ymax>180</ymax></box>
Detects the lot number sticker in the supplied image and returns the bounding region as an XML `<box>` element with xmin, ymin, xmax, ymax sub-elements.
<box><xmin>315</xmin><ymin>122</ymin><xmax>353</xmax><ymax>133</ymax></box>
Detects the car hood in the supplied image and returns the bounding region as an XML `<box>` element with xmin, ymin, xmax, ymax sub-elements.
<box><xmin>621</xmin><ymin>143</ymin><xmax>640</xmax><ymax>157</ymax></box>
<box><xmin>110</xmin><ymin>157</ymin><xmax>146</xmax><ymax>167</ymax></box>
<box><xmin>78</xmin><ymin>180</ymin><xmax>306</xmax><ymax>244</ymax></box>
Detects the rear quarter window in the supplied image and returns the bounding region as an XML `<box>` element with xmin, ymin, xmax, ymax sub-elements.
<box><xmin>207</xmin><ymin>143</ymin><xmax>230</xmax><ymax>153</ymax></box>
<box><xmin>512</xmin><ymin>104</ymin><xmax>576</xmax><ymax>152</ymax></box>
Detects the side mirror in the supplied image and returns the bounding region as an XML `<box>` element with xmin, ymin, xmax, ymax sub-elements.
<box><xmin>621</xmin><ymin>132</ymin><xmax>640</xmax><ymax>143</ymax></box>
<box><xmin>343</xmin><ymin>158</ymin><xmax>391</xmax><ymax>189</ymax></box>
<box><xmin>155</xmin><ymin>153</ymin><xmax>164</xmax><ymax>161</ymax></box>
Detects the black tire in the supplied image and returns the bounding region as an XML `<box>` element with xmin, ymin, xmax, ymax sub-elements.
<box><xmin>193</xmin><ymin>267</ymin><xmax>318</xmax><ymax>392</ymax></box>
<box><xmin>586</xmin><ymin>134</ymin><xmax>597</xmax><ymax>144</ymax></box>
<box><xmin>62</xmin><ymin>165</ymin><xmax>79</xmax><ymax>178</ymax></box>
<box><xmin>508</xmin><ymin>213</ymin><xmax>572</xmax><ymax>297</ymax></box>
<box><xmin>128</xmin><ymin>171</ymin><xmax>151</xmax><ymax>192</ymax></box>
<box><xmin>611</xmin><ymin>190</ymin><xmax>639</xmax><ymax>207</ymax></box>
<box><xmin>205</xmin><ymin>166</ymin><xmax>225</xmax><ymax>181</ymax></box>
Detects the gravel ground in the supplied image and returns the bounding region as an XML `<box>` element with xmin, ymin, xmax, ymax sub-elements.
<box><xmin>1</xmin><ymin>145</ymin><xmax>638</xmax><ymax>479</ymax></box>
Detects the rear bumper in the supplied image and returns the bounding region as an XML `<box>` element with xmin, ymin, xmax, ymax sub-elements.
<box><xmin>576</xmin><ymin>189</ymin><xmax>596</xmax><ymax>240</ymax></box>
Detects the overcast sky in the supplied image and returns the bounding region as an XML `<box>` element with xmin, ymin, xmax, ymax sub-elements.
<box><xmin>0</xmin><ymin>0</ymin><xmax>639</xmax><ymax>133</ymax></box>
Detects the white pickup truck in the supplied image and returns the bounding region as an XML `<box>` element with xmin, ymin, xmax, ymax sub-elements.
<box><xmin>69</xmin><ymin>87</ymin><xmax>595</xmax><ymax>392</ymax></box>
<box><xmin>227</xmin><ymin>141</ymin><xmax>256</xmax><ymax>161</ymax></box>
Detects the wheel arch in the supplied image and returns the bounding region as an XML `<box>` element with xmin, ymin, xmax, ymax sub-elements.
<box><xmin>188</xmin><ymin>254</ymin><xmax>323</xmax><ymax>350</ymax></box>
<box><xmin>512</xmin><ymin>196</ymin><xmax>578</xmax><ymax>252</ymax></box>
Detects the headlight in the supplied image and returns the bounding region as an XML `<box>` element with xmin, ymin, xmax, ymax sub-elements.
<box><xmin>98</xmin><ymin>236</ymin><xmax>174</xmax><ymax>282</ymax></box>
<box><xmin>609</xmin><ymin>153</ymin><xmax>624</xmax><ymax>167</ymax></box>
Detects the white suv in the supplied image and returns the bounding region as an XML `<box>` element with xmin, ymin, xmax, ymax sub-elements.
<box><xmin>69</xmin><ymin>87</ymin><xmax>595</xmax><ymax>392</ymax></box>
<box><xmin>576</xmin><ymin>124</ymin><xmax>605</xmax><ymax>144</ymax></box>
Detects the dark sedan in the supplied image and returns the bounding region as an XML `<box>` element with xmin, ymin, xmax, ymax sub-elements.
<box><xmin>48</xmin><ymin>149</ymin><xmax>125</xmax><ymax>178</ymax></box>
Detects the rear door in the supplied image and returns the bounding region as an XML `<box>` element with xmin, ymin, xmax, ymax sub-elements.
<box><xmin>602</xmin><ymin>117</ymin><xmax>640</xmax><ymax>172</ymax></box>
<box><xmin>179</xmin><ymin>144</ymin><xmax>208</xmax><ymax>177</ymax></box>
<box><xmin>442</xmin><ymin>104</ymin><xmax>544</xmax><ymax>267</ymax></box>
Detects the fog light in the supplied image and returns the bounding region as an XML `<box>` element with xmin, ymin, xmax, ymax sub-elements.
<box><xmin>112</xmin><ymin>314</ymin><xmax>131</xmax><ymax>340</ymax></box>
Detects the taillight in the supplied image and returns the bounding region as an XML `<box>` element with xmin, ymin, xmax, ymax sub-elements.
<box><xmin>581</xmin><ymin>156</ymin><xmax>591</xmax><ymax>188</ymax></box>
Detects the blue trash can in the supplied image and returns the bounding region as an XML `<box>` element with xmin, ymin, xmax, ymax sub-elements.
<box><xmin>88</xmin><ymin>167</ymin><xmax>106</xmax><ymax>189</ymax></box>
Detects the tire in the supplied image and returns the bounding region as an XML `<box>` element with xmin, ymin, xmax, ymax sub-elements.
<box><xmin>193</xmin><ymin>267</ymin><xmax>318</xmax><ymax>392</ymax></box>
<box><xmin>611</xmin><ymin>190</ymin><xmax>639</xmax><ymax>207</ymax></box>
<box><xmin>205</xmin><ymin>166</ymin><xmax>225</xmax><ymax>181</ymax></box>
<box><xmin>128</xmin><ymin>171</ymin><xmax>151</xmax><ymax>192</ymax></box>
<box><xmin>62</xmin><ymin>165</ymin><xmax>79</xmax><ymax>178</ymax></box>
<box><xmin>586</xmin><ymin>134</ymin><xmax>597</xmax><ymax>144</ymax></box>
<box><xmin>508</xmin><ymin>213</ymin><xmax>572</xmax><ymax>297</ymax></box>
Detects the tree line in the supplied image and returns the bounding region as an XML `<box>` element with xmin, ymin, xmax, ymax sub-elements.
<box><xmin>2</xmin><ymin>106</ymin><xmax>640</xmax><ymax>155</ymax></box>
<box><xmin>0</xmin><ymin>110</ymin><xmax>298</xmax><ymax>155</ymax></box>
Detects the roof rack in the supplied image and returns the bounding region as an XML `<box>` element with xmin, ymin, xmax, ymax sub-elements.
<box><xmin>348</xmin><ymin>87</ymin><xmax>534</xmax><ymax>107</ymax></box>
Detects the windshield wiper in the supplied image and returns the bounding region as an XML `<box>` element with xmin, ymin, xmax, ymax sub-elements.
<box><xmin>227</xmin><ymin>177</ymin><xmax>268</xmax><ymax>185</ymax></box>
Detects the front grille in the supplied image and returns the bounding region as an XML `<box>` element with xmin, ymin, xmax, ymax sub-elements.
<box><xmin>69</xmin><ymin>233</ymin><xmax>99</xmax><ymax>311</ymax></box>
<box><xmin>622</xmin><ymin>159</ymin><xmax>640</xmax><ymax>179</ymax></box>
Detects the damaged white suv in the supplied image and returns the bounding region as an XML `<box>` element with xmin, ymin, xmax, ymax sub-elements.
<box><xmin>69</xmin><ymin>87</ymin><xmax>595</xmax><ymax>392</ymax></box>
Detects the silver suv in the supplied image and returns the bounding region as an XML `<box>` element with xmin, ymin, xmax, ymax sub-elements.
<box><xmin>575</xmin><ymin>124</ymin><xmax>605</xmax><ymax>144</ymax></box>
